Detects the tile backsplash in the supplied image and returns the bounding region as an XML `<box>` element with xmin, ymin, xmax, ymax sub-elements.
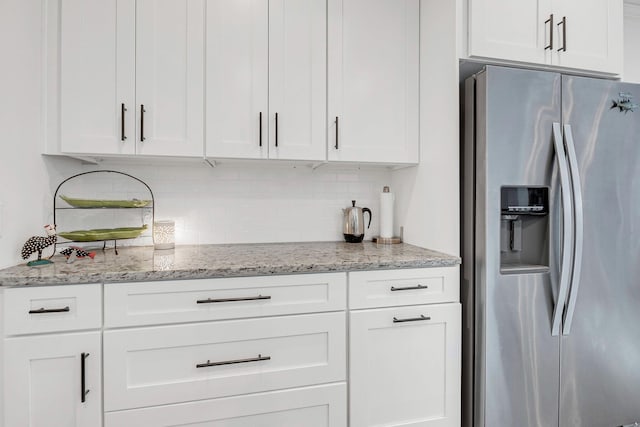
<box><xmin>45</xmin><ymin>158</ymin><xmax>392</xmax><ymax>246</ymax></box>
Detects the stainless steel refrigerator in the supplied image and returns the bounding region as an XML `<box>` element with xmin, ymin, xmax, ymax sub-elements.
<box><xmin>462</xmin><ymin>65</ymin><xmax>640</xmax><ymax>427</ymax></box>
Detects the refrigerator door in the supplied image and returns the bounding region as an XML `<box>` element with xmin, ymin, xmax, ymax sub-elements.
<box><xmin>471</xmin><ymin>66</ymin><xmax>562</xmax><ymax>427</ymax></box>
<box><xmin>560</xmin><ymin>76</ymin><xmax>640</xmax><ymax>427</ymax></box>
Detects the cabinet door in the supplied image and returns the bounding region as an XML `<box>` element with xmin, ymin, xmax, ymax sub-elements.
<box><xmin>624</xmin><ymin>2</ymin><xmax>640</xmax><ymax>83</ymax></box>
<box><xmin>349</xmin><ymin>303</ymin><xmax>461</xmax><ymax>427</ymax></box>
<box><xmin>468</xmin><ymin>0</ymin><xmax>552</xmax><ymax>65</ymax></box>
<box><xmin>552</xmin><ymin>0</ymin><xmax>622</xmax><ymax>74</ymax></box>
<box><xmin>268</xmin><ymin>0</ymin><xmax>326</xmax><ymax>161</ymax></box>
<box><xmin>206</xmin><ymin>0</ymin><xmax>269</xmax><ymax>159</ymax></box>
<box><xmin>4</xmin><ymin>332</ymin><xmax>102</xmax><ymax>427</ymax></box>
<box><xmin>135</xmin><ymin>0</ymin><xmax>204</xmax><ymax>157</ymax></box>
<box><xmin>59</xmin><ymin>0</ymin><xmax>135</xmax><ymax>155</ymax></box>
<box><xmin>328</xmin><ymin>0</ymin><xmax>419</xmax><ymax>164</ymax></box>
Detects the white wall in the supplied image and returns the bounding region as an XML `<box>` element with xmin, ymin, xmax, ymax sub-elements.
<box><xmin>44</xmin><ymin>158</ymin><xmax>390</xmax><ymax>248</ymax></box>
<box><xmin>0</xmin><ymin>0</ymin><xmax>50</xmax><ymax>269</ymax></box>
<box><xmin>392</xmin><ymin>0</ymin><xmax>460</xmax><ymax>256</ymax></box>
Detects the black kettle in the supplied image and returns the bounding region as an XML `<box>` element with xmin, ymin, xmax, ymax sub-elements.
<box><xmin>342</xmin><ymin>200</ymin><xmax>372</xmax><ymax>243</ymax></box>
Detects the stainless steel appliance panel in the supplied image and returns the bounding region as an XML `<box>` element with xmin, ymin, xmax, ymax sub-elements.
<box><xmin>475</xmin><ymin>67</ymin><xmax>562</xmax><ymax>427</ymax></box>
<box><xmin>560</xmin><ymin>76</ymin><xmax>640</xmax><ymax>427</ymax></box>
<box><xmin>461</xmin><ymin>75</ymin><xmax>476</xmax><ymax>427</ymax></box>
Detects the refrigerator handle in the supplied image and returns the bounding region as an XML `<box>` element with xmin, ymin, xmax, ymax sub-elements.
<box><xmin>551</xmin><ymin>122</ymin><xmax>574</xmax><ymax>337</ymax></box>
<box><xmin>562</xmin><ymin>124</ymin><xmax>584</xmax><ymax>335</ymax></box>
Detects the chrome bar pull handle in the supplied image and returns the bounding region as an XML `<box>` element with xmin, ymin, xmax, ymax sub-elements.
<box><xmin>557</xmin><ymin>16</ymin><xmax>567</xmax><ymax>52</ymax></box>
<box><xmin>562</xmin><ymin>124</ymin><xmax>583</xmax><ymax>335</ymax></box>
<box><xmin>81</xmin><ymin>352</ymin><xmax>90</xmax><ymax>403</ymax></box>
<box><xmin>121</xmin><ymin>103</ymin><xmax>127</xmax><ymax>141</ymax></box>
<box><xmin>390</xmin><ymin>284</ymin><xmax>428</xmax><ymax>291</ymax></box>
<box><xmin>140</xmin><ymin>105</ymin><xmax>146</xmax><ymax>142</ymax></box>
<box><xmin>335</xmin><ymin>116</ymin><xmax>339</xmax><ymax>149</ymax></box>
<box><xmin>545</xmin><ymin>14</ymin><xmax>554</xmax><ymax>50</ymax></box>
<box><xmin>197</xmin><ymin>295</ymin><xmax>271</xmax><ymax>304</ymax></box>
<box><xmin>196</xmin><ymin>354</ymin><xmax>270</xmax><ymax>368</ymax></box>
<box><xmin>275</xmin><ymin>112</ymin><xmax>279</xmax><ymax>147</ymax></box>
<box><xmin>393</xmin><ymin>314</ymin><xmax>431</xmax><ymax>323</ymax></box>
<box><xmin>551</xmin><ymin>122</ymin><xmax>574</xmax><ymax>336</ymax></box>
<box><xmin>29</xmin><ymin>306</ymin><xmax>70</xmax><ymax>314</ymax></box>
<box><xmin>259</xmin><ymin>112</ymin><xmax>263</xmax><ymax>147</ymax></box>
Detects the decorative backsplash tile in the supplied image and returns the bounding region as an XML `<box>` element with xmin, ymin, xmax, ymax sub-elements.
<box><xmin>45</xmin><ymin>159</ymin><xmax>392</xmax><ymax>246</ymax></box>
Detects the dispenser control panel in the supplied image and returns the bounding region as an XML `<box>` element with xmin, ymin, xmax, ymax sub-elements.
<box><xmin>501</xmin><ymin>187</ymin><xmax>548</xmax><ymax>215</ymax></box>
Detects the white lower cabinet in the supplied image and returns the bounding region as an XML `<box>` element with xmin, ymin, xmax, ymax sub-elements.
<box><xmin>349</xmin><ymin>303</ymin><xmax>461</xmax><ymax>427</ymax></box>
<box><xmin>3</xmin><ymin>332</ymin><xmax>102</xmax><ymax>427</ymax></box>
<box><xmin>2</xmin><ymin>268</ymin><xmax>460</xmax><ymax>427</ymax></box>
<box><xmin>104</xmin><ymin>383</ymin><xmax>346</xmax><ymax>427</ymax></box>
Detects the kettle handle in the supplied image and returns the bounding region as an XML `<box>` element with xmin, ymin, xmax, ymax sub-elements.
<box><xmin>362</xmin><ymin>208</ymin><xmax>372</xmax><ymax>229</ymax></box>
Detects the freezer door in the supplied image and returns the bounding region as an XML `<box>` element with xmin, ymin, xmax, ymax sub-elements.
<box><xmin>560</xmin><ymin>76</ymin><xmax>640</xmax><ymax>427</ymax></box>
<box><xmin>471</xmin><ymin>66</ymin><xmax>562</xmax><ymax>427</ymax></box>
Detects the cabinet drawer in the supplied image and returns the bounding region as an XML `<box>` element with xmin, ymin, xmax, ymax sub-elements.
<box><xmin>3</xmin><ymin>284</ymin><xmax>102</xmax><ymax>336</ymax></box>
<box><xmin>104</xmin><ymin>383</ymin><xmax>347</xmax><ymax>427</ymax></box>
<box><xmin>348</xmin><ymin>267</ymin><xmax>459</xmax><ymax>309</ymax></box>
<box><xmin>104</xmin><ymin>311</ymin><xmax>346</xmax><ymax>411</ymax></box>
<box><xmin>104</xmin><ymin>273</ymin><xmax>346</xmax><ymax>327</ymax></box>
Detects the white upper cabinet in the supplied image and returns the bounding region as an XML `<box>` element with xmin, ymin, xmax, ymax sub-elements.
<box><xmin>551</xmin><ymin>0</ymin><xmax>623</xmax><ymax>73</ymax></box>
<box><xmin>206</xmin><ymin>0</ymin><xmax>326</xmax><ymax>161</ymax></box>
<box><xmin>206</xmin><ymin>0</ymin><xmax>269</xmax><ymax>160</ymax></box>
<box><xmin>51</xmin><ymin>0</ymin><xmax>421</xmax><ymax>164</ymax></box>
<box><xmin>59</xmin><ymin>0</ymin><xmax>135</xmax><ymax>155</ymax></box>
<box><xmin>268</xmin><ymin>0</ymin><xmax>327</xmax><ymax>161</ymax></box>
<box><xmin>53</xmin><ymin>0</ymin><xmax>204</xmax><ymax>157</ymax></box>
<box><xmin>469</xmin><ymin>0</ymin><xmax>552</xmax><ymax>66</ymax></box>
<box><xmin>328</xmin><ymin>0</ymin><xmax>419</xmax><ymax>164</ymax></box>
<box><xmin>624</xmin><ymin>1</ymin><xmax>640</xmax><ymax>83</ymax></box>
<box><xmin>467</xmin><ymin>0</ymin><xmax>623</xmax><ymax>75</ymax></box>
<box><xmin>135</xmin><ymin>0</ymin><xmax>204</xmax><ymax>157</ymax></box>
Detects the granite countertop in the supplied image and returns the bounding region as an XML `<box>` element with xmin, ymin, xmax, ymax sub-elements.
<box><xmin>0</xmin><ymin>241</ymin><xmax>460</xmax><ymax>287</ymax></box>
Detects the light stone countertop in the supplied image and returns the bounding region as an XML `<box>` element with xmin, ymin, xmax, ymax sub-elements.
<box><xmin>0</xmin><ymin>241</ymin><xmax>460</xmax><ymax>287</ymax></box>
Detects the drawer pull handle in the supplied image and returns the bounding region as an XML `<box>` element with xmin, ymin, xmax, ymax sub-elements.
<box><xmin>196</xmin><ymin>354</ymin><xmax>271</xmax><ymax>368</ymax></box>
<box><xmin>393</xmin><ymin>314</ymin><xmax>431</xmax><ymax>323</ymax></box>
<box><xmin>390</xmin><ymin>284</ymin><xmax>428</xmax><ymax>291</ymax></box>
<box><xmin>81</xmin><ymin>352</ymin><xmax>90</xmax><ymax>403</ymax></box>
<box><xmin>29</xmin><ymin>306</ymin><xmax>70</xmax><ymax>314</ymax></box>
<box><xmin>197</xmin><ymin>295</ymin><xmax>271</xmax><ymax>304</ymax></box>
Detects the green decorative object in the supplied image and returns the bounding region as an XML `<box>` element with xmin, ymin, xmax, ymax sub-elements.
<box><xmin>59</xmin><ymin>195</ymin><xmax>152</xmax><ymax>208</ymax></box>
<box><xmin>58</xmin><ymin>225</ymin><xmax>149</xmax><ymax>242</ymax></box>
<box><xmin>26</xmin><ymin>259</ymin><xmax>54</xmax><ymax>267</ymax></box>
<box><xmin>53</xmin><ymin>171</ymin><xmax>155</xmax><ymax>255</ymax></box>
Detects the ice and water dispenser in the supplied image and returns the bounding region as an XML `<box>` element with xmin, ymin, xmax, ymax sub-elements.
<box><xmin>500</xmin><ymin>187</ymin><xmax>549</xmax><ymax>273</ymax></box>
